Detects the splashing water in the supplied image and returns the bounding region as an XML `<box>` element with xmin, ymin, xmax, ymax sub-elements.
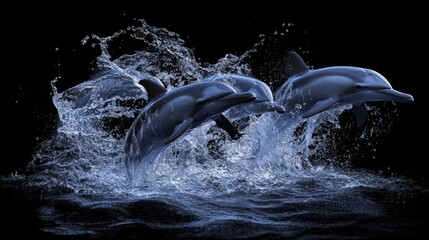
<box><xmin>3</xmin><ymin>20</ymin><xmax>424</xmax><ymax>238</ymax></box>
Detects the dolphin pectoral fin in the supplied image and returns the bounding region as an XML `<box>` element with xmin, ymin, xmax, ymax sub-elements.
<box><xmin>302</xmin><ymin>97</ymin><xmax>339</xmax><ymax>118</ymax></box>
<box><xmin>215</xmin><ymin>114</ymin><xmax>238</xmax><ymax>140</ymax></box>
<box><xmin>164</xmin><ymin>118</ymin><xmax>193</xmax><ymax>145</ymax></box>
<box><xmin>138</xmin><ymin>77</ymin><xmax>167</xmax><ymax>102</ymax></box>
<box><xmin>351</xmin><ymin>103</ymin><xmax>367</xmax><ymax>127</ymax></box>
<box><xmin>288</xmin><ymin>51</ymin><xmax>310</xmax><ymax>76</ymax></box>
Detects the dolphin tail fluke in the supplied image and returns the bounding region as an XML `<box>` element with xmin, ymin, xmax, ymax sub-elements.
<box><xmin>215</xmin><ymin>114</ymin><xmax>238</xmax><ymax>140</ymax></box>
<box><xmin>351</xmin><ymin>103</ymin><xmax>367</xmax><ymax>128</ymax></box>
<box><xmin>164</xmin><ymin>118</ymin><xmax>193</xmax><ymax>145</ymax></box>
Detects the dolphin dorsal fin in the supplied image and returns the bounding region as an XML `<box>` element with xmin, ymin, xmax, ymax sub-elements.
<box><xmin>288</xmin><ymin>51</ymin><xmax>309</xmax><ymax>76</ymax></box>
<box><xmin>138</xmin><ymin>78</ymin><xmax>167</xmax><ymax>102</ymax></box>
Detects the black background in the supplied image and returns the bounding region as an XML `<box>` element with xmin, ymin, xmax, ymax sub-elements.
<box><xmin>2</xmin><ymin>3</ymin><xmax>428</xmax><ymax>238</ymax></box>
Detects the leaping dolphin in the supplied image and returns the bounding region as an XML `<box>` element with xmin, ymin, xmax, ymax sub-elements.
<box><xmin>275</xmin><ymin>51</ymin><xmax>414</xmax><ymax>126</ymax></box>
<box><xmin>124</xmin><ymin>81</ymin><xmax>256</xmax><ymax>180</ymax></box>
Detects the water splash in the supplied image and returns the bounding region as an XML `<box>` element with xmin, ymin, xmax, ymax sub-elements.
<box><xmin>4</xmin><ymin>19</ymin><xmax>420</xmax><ymax>238</ymax></box>
<box><xmin>29</xmin><ymin>19</ymin><xmax>400</xmax><ymax>194</ymax></box>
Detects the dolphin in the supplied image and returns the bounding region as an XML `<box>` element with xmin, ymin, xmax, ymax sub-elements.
<box><xmin>124</xmin><ymin>81</ymin><xmax>256</xmax><ymax>179</ymax></box>
<box><xmin>275</xmin><ymin>51</ymin><xmax>414</xmax><ymax>126</ymax></box>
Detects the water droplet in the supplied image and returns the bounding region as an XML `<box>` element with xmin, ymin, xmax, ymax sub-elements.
<box><xmin>295</xmin><ymin>104</ymin><xmax>302</xmax><ymax>109</ymax></box>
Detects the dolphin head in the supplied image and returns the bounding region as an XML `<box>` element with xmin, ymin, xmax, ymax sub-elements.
<box><xmin>244</xmin><ymin>78</ymin><xmax>286</xmax><ymax>114</ymax></box>
<box><xmin>350</xmin><ymin>68</ymin><xmax>414</xmax><ymax>103</ymax></box>
<box><xmin>334</xmin><ymin>68</ymin><xmax>414</xmax><ymax>127</ymax></box>
<box><xmin>335</xmin><ymin>67</ymin><xmax>414</xmax><ymax>104</ymax></box>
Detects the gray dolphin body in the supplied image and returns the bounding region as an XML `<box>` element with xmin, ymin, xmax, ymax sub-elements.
<box><xmin>202</xmin><ymin>74</ymin><xmax>285</xmax><ymax>120</ymax></box>
<box><xmin>275</xmin><ymin>52</ymin><xmax>414</xmax><ymax>126</ymax></box>
<box><xmin>124</xmin><ymin>81</ymin><xmax>256</xmax><ymax>179</ymax></box>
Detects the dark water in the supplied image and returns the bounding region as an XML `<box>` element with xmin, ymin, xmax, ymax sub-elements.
<box><xmin>2</xmin><ymin>20</ymin><xmax>427</xmax><ymax>239</ymax></box>
<box><xmin>2</xmin><ymin>175</ymin><xmax>427</xmax><ymax>239</ymax></box>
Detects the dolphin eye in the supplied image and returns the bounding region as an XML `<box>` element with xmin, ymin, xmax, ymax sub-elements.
<box><xmin>354</xmin><ymin>84</ymin><xmax>363</xmax><ymax>90</ymax></box>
